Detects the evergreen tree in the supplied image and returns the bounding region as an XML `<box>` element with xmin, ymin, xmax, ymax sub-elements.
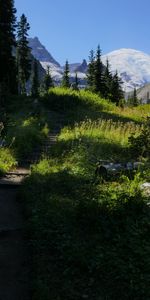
<box><xmin>94</xmin><ymin>45</ymin><xmax>104</xmax><ymax>94</ymax></box>
<box><xmin>62</xmin><ymin>60</ymin><xmax>70</xmax><ymax>88</ymax></box>
<box><xmin>31</xmin><ymin>59</ymin><xmax>39</xmax><ymax>98</ymax></box>
<box><xmin>16</xmin><ymin>14</ymin><xmax>31</xmax><ymax>94</ymax></box>
<box><xmin>0</xmin><ymin>0</ymin><xmax>17</xmax><ymax>101</ymax></box>
<box><xmin>110</xmin><ymin>71</ymin><xmax>124</xmax><ymax>105</ymax></box>
<box><xmin>43</xmin><ymin>66</ymin><xmax>54</xmax><ymax>92</ymax></box>
<box><xmin>103</xmin><ymin>58</ymin><xmax>113</xmax><ymax>99</ymax></box>
<box><xmin>86</xmin><ymin>49</ymin><xmax>95</xmax><ymax>90</ymax></box>
<box><xmin>129</xmin><ymin>117</ymin><xmax>150</xmax><ymax>159</ymax></box>
<box><xmin>127</xmin><ymin>88</ymin><xmax>139</xmax><ymax>107</ymax></box>
<box><xmin>132</xmin><ymin>88</ymin><xmax>138</xmax><ymax>106</ymax></box>
<box><xmin>74</xmin><ymin>73</ymin><xmax>79</xmax><ymax>90</ymax></box>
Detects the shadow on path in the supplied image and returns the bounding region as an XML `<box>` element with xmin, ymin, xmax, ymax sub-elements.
<box><xmin>0</xmin><ymin>187</ymin><xmax>30</xmax><ymax>300</ymax></box>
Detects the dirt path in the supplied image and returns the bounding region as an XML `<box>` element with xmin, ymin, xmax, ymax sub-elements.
<box><xmin>0</xmin><ymin>111</ymin><xmax>65</xmax><ymax>299</ymax></box>
<box><xmin>0</xmin><ymin>186</ymin><xmax>30</xmax><ymax>300</ymax></box>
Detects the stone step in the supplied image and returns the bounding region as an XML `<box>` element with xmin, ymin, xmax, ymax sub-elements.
<box><xmin>48</xmin><ymin>137</ymin><xmax>57</xmax><ymax>140</ymax></box>
<box><xmin>6</xmin><ymin>168</ymin><xmax>30</xmax><ymax>176</ymax></box>
<box><xmin>0</xmin><ymin>175</ymin><xmax>26</xmax><ymax>186</ymax></box>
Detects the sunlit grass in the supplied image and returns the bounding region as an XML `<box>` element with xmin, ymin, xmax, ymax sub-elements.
<box><xmin>59</xmin><ymin>119</ymin><xmax>142</xmax><ymax>147</ymax></box>
<box><xmin>46</xmin><ymin>87</ymin><xmax>150</xmax><ymax>123</ymax></box>
<box><xmin>115</xmin><ymin>104</ymin><xmax>150</xmax><ymax>122</ymax></box>
<box><xmin>0</xmin><ymin>148</ymin><xmax>17</xmax><ymax>174</ymax></box>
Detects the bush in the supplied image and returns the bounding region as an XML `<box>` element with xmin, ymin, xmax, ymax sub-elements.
<box><xmin>9</xmin><ymin>117</ymin><xmax>48</xmax><ymax>159</ymax></box>
<box><xmin>129</xmin><ymin>117</ymin><xmax>150</xmax><ymax>160</ymax></box>
<box><xmin>0</xmin><ymin>148</ymin><xmax>17</xmax><ymax>175</ymax></box>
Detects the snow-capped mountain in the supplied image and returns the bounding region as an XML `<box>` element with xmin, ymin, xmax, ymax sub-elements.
<box><xmin>29</xmin><ymin>37</ymin><xmax>150</xmax><ymax>91</ymax></box>
<box><xmin>136</xmin><ymin>83</ymin><xmax>150</xmax><ymax>104</ymax></box>
<box><xmin>102</xmin><ymin>49</ymin><xmax>150</xmax><ymax>92</ymax></box>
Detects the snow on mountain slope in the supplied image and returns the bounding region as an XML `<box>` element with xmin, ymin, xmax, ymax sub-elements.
<box><xmin>40</xmin><ymin>61</ymin><xmax>63</xmax><ymax>81</ymax></box>
<box><xmin>68</xmin><ymin>63</ymin><xmax>81</xmax><ymax>72</ymax></box>
<box><xmin>29</xmin><ymin>37</ymin><xmax>150</xmax><ymax>91</ymax></box>
<box><xmin>102</xmin><ymin>49</ymin><xmax>150</xmax><ymax>92</ymax></box>
<box><xmin>28</xmin><ymin>37</ymin><xmax>86</xmax><ymax>83</ymax></box>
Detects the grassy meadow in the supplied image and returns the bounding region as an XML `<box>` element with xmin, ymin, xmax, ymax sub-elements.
<box><xmin>0</xmin><ymin>89</ymin><xmax>150</xmax><ymax>298</ymax></box>
<box><xmin>17</xmin><ymin>89</ymin><xmax>150</xmax><ymax>299</ymax></box>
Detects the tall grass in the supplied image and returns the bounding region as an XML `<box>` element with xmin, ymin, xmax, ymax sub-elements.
<box><xmin>44</xmin><ymin>87</ymin><xmax>150</xmax><ymax>123</ymax></box>
<box><xmin>58</xmin><ymin>119</ymin><xmax>142</xmax><ymax>165</ymax></box>
<box><xmin>60</xmin><ymin>119</ymin><xmax>142</xmax><ymax>146</ymax></box>
<box><xmin>116</xmin><ymin>104</ymin><xmax>150</xmax><ymax>122</ymax></box>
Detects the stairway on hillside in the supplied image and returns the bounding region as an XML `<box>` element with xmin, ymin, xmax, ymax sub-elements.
<box><xmin>0</xmin><ymin>112</ymin><xmax>65</xmax><ymax>186</ymax></box>
<box><xmin>42</xmin><ymin>112</ymin><xmax>65</xmax><ymax>155</ymax></box>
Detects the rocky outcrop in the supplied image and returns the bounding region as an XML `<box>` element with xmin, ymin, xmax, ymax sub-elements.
<box><xmin>28</xmin><ymin>37</ymin><xmax>60</xmax><ymax>67</ymax></box>
<box><xmin>75</xmin><ymin>59</ymin><xmax>88</xmax><ymax>73</ymax></box>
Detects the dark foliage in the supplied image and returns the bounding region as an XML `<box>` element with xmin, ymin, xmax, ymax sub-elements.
<box><xmin>23</xmin><ymin>169</ymin><xmax>150</xmax><ymax>300</ymax></box>
<box><xmin>129</xmin><ymin>117</ymin><xmax>150</xmax><ymax>160</ymax></box>
<box><xmin>31</xmin><ymin>59</ymin><xmax>39</xmax><ymax>98</ymax></box>
<box><xmin>0</xmin><ymin>0</ymin><xmax>17</xmax><ymax>102</ymax></box>
<box><xmin>62</xmin><ymin>60</ymin><xmax>70</xmax><ymax>88</ymax></box>
<box><xmin>43</xmin><ymin>66</ymin><xmax>54</xmax><ymax>92</ymax></box>
<box><xmin>86</xmin><ymin>49</ymin><xmax>95</xmax><ymax>91</ymax></box>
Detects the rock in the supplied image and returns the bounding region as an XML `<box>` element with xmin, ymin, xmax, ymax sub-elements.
<box><xmin>140</xmin><ymin>182</ymin><xmax>150</xmax><ymax>196</ymax></box>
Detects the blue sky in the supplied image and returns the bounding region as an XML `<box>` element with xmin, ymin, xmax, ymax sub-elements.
<box><xmin>15</xmin><ymin>0</ymin><xmax>150</xmax><ymax>65</ymax></box>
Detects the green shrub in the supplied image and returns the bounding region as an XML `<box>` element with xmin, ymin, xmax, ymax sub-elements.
<box><xmin>9</xmin><ymin>117</ymin><xmax>48</xmax><ymax>159</ymax></box>
<box><xmin>129</xmin><ymin>117</ymin><xmax>150</xmax><ymax>160</ymax></box>
<box><xmin>0</xmin><ymin>148</ymin><xmax>17</xmax><ymax>174</ymax></box>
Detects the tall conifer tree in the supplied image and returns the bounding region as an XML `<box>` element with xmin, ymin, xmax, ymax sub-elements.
<box><xmin>17</xmin><ymin>14</ymin><xmax>31</xmax><ymax>94</ymax></box>
<box><xmin>94</xmin><ymin>45</ymin><xmax>103</xmax><ymax>94</ymax></box>
<box><xmin>74</xmin><ymin>73</ymin><xmax>79</xmax><ymax>90</ymax></box>
<box><xmin>0</xmin><ymin>0</ymin><xmax>17</xmax><ymax>101</ymax></box>
<box><xmin>62</xmin><ymin>60</ymin><xmax>70</xmax><ymax>88</ymax></box>
<box><xmin>86</xmin><ymin>49</ymin><xmax>95</xmax><ymax>91</ymax></box>
<box><xmin>31</xmin><ymin>59</ymin><xmax>39</xmax><ymax>98</ymax></box>
<box><xmin>43</xmin><ymin>66</ymin><xmax>54</xmax><ymax>92</ymax></box>
<box><xmin>103</xmin><ymin>58</ymin><xmax>112</xmax><ymax>99</ymax></box>
<box><xmin>133</xmin><ymin>88</ymin><xmax>138</xmax><ymax>106</ymax></box>
<box><xmin>111</xmin><ymin>71</ymin><xmax>124</xmax><ymax>105</ymax></box>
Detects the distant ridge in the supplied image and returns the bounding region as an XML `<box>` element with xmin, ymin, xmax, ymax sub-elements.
<box><xmin>28</xmin><ymin>37</ymin><xmax>60</xmax><ymax>67</ymax></box>
<box><xmin>28</xmin><ymin>37</ymin><xmax>87</xmax><ymax>85</ymax></box>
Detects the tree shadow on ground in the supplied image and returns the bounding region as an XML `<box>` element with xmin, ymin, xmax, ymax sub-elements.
<box><xmin>42</xmin><ymin>92</ymin><xmax>142</xmax><ymax>130</ymax></box>
<box><xmin>23</xmin><ymin>166</ymin><xmax>150</xmax><ymax>300</ymax></box>
<box><xmin>48</xmin><ymin>134</ymin><xmax>131</xmax><ymax>163</ymax></box>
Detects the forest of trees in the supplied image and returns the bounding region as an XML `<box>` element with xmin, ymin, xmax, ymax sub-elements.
<box><xmin>86</xmin><ymin>45</ymin><xmax>124</xmax><ymax>105</ymax></box>
<box><xmin>0</xmin><ymin>0</ymin><xmax>53</xmax><ymax>103</ymax></box>
<box><xmin>0</xmin><ymin>0</ymin><xmax>31</xmax><ymax>102</ymax></box>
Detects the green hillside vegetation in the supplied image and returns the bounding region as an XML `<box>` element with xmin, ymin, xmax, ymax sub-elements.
<box><xmin>0</xmin><ymin>89</ymin><xmax>149</xmax><ymax>298</ymax></box>
<box><xmin>1</xmin><ymin>88</ymin><xmax>149</xmax><ymax>173</ymax></box>
<box><xmin>0</xmin><ymin>95</ymin><xmax>49</xmax><ymax>172</ymax></box>
<box><xmin>12</xmin><ymin>88</ymin><xmax>149</xmax><ymax>300</ymax></box>
<box><xmin>43</xmin><ymin>88</ymin><xmax>149</xmax><ymax>123</ymax></box>
<box><xmin>0</xmin><ymin>2</ymin><xmax>150</xmax><ymax>298</ymax></box>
